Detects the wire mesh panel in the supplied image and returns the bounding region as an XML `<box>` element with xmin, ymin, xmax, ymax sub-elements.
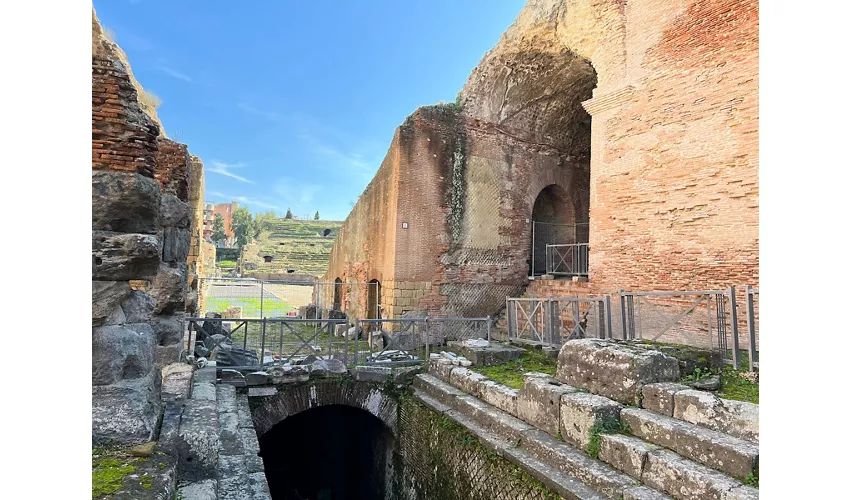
<box><xmin>619</xmin><ymin>290</ymin><xmax>728</xmax><ymax>349</ymax></box>
<box><xmin>200</xmin><ymin>277</ymin><xmax>316</xmax><ymax>319</ymax></box>
<box><xmin>426</xmin><ymin>317</ymin><xmax>492</xmax><ymax>344</ymax></box>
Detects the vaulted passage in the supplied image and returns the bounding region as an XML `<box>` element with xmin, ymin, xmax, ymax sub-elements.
<box><xmin>258</xmin><ymin>405</ymin><xmax>394</xmax><ymax>500</ymax></box>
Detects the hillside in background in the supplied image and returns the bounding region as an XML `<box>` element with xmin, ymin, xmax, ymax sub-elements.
<box><xmin>242</xmin><ymin>218</ymin><xmax>343</xmax><ymax>277</ymax></box>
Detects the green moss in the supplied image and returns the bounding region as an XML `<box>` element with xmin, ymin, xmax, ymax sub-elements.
<box><xmin>472</xmin><ymin>348</ymin><xmax>557</xmax><ymax>389</ymax></box>
<box><xmin>92</xmin><ymin>449</ymin><xmax>139</xmax><ymax>498</ymax></box>
<box><xmin>140</xmin><ymin>475</ymin><xmax>153</xmax><ymax>490</ymax></box>
<box><xmin>717</xmin><ymin>366</ymin><xmax>759</xmax><ymax>404</ymax></box>
<box><xmin>743</xmin><ymin>471</ymin><xmax>759</xmax><ymax>488</ymax></box>
<box><xmin>586</xmin><ymin>415</ymin><xmax>630</xmax><ymax>459</ymax></box>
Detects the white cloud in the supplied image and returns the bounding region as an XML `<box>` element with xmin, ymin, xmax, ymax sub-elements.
<box><xmin>159</xmin><ymin>67</ymin><xmax>192</xmax><ymax>82</ymax></box>
<box><xmin>208</xmin><ymin>160</ymin><xmax>253</xmax><ymax>184</ymax></box>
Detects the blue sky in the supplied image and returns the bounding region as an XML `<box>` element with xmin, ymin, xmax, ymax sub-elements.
<box><xmin>94</xmin><ymin>0</ymin><xmax>524</xmax><ymax>221</ymax></box>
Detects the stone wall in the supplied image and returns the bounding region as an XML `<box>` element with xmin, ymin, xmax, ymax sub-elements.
<box><xmin>92</xmin><ymin>7</ymin><xmax>201</xmax><ymax>445</ymax></box>
<box><xmin>325</xmin><ymin>0</ymin><xmax>758</xmax><ymax>322</ymax></box>
<box><xmin>186</xmin><ymin>155</ymin><xmax>205</xmax><ymax>316</ymax></box>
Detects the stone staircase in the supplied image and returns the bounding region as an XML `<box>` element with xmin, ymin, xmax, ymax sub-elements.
<box><xmin>413</xmin><ymin>340</ymin><xmax>759</xmax><ymax>500</ymax></box>
<box><xmin>175</xmin><ymin>368</ymin><xmax>272</xmax><ymax>500</ymax></box>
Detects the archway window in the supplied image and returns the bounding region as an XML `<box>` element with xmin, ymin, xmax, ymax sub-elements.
<box><xmin>530</xmin><ymin>184</ymin><xmax>588</xmax><ymax>277</ymax></box>
<box><xmin>333</xmin><ymin>277</ymin><xmax>342</xmax><ymax>311</ymax></box>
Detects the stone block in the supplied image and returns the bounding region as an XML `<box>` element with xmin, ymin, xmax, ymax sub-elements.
<box><xmin>159</xmin><ymin>194</ymin><xmax>191</xmax><ymax>229</ymax></box>
<box><xmin>354</xmin><ymin>365</ymin><xmax>392</xmax><ymax>382</ymax></box>
<box><xmin>559</xmin><ymin>392</ymin><xmax>624</xmax><ymax>449</ymax></box>
<box><xmin>176</xmin><ymin>395</ymin><xmax>219</xmax><ymax>482</ymax></box>
<box><xmin>161</xmin><ymin>363</ymin><xmax>194</xmax><ymax>402</ymax></box>
<box><xmin>641</xmin><ymin>382</ymin><xmax>690</xmax><ymax>417</ymax></box>
<box><xmin>92</xmin><ymin>323</ymin><xmax>156</xmax><ymax>386</ymax></box>
<box><xmin>219</xmin><ymin>369</ymin><xmax>246</xmax><ymax>387</ymax></box>
<box><xmin>92</xmin><ymin>232</ymin><xmax>160</xmax><ymax>281</ymax></box>
<box><xmin>92</xmin><ymin>281</ymin><xmax>132</xmax><ymax>326</ymax></box>
<box><xmin>248</xmin><ymin>386</ymin><xmax>278</xmax><ymax>397</ymax></box>
<box><xmin>156</xmin><ymin>344</ymin><xmax>182</xmax><ymax>370</ymax></box>
<box><xmin>150</xmin><ymin>262</ymin><xmax>187</xmax><ymax>314</ymax></box>
<box><xmin>517</xmin><ymin>376</ymin><xmax>577</xmax><ymax>436</ymax></box>
<box><xmin>246</xmin><ymin>371</ymin><xmax>270</xmax><ymax>385</ymax></box>
<box><xmin>92</xmin><ymin>170</ymin><xmax>161</xmax><ymax>234</ymax></box>
<box><xmin>621</xmin><ymin>407</ymin><xmax>759</xmax><ymax>478</ymax></box>
<box><xmin>427</xmin><ymin>359</ymin><xmax>455</xmax><ymax>382</ymax></box>
<box><xmin>477</xmin><ymin>379</ymin><xmax>520</xmax><ymax>416</ymax></box>
<box><xmin>121</xmin><ymin>290</ymin><xmax>156</xmax><ymax>324</ymax></box>
<box><xmin>598</xmin><ymin>433</ymin><xmax>661</xmax><ymax>480</ymax></box>
<box><xmin>162</xmin><ymin>227</ymin><xmax>191</xmax><ymax>263</ymax></box>
<box><xmin>673</xmin><ymin>389</ymin><xmax>759</xmax><ymax>443</ymax></box>
<box><xmin>176</xmin><ymin>480</ymin><xmax>217</xmax><ymax>500</ymax></box>
<box><xmin>446</xmin><ymin>340</ymin><xmax>523</xmax><ymax>366</ymax></box>
<box><xmin>448</xmin><ymin>367</ymin><xmax>488</xmax><ymax>397</ymax></box>
<box><xmin>556</xmin><ymin>339</ymin><xmax>680</xmax><ymax>405</ymax></box>
<box><xmin>92</xmin><ymin>371</ymin><xmax>162</xmax><ymax>446</ymax></box>
<box><xmin>642</xmin><ymin>449</ymin><xmax>742</xmax><ymax>500</ymax></box>
<box><xmin>623</xmin><ymin>486</ymin><xmax>673</xmax><ymax>500</ymax></box>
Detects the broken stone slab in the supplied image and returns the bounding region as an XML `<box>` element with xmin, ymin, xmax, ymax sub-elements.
<box><xmin>334</xmin><ymin>323</ymin><xmax>348</xmax><ymax>337</ymax></box>
<box><xmin>92</xmin><ymin>170</ymin><xmax>161</xmax><ymax>234</ymax></box>
<box><xmin>559</xmin><ymin>392</ymin><xmax>624</xmax><ymax>449</ymax></box>
<box><xmin>248</xmin><ymin>386</ymin><xmax>278</xmax><ymax>397</ymax></box>
<box><xmin>245</xmin><ymin>371</ymin><xmax>270</xmax><ymax>386</ymax></box>
<box><xmin>445</xmin><ymin>340</ymin><xmax>524</xmax><ymax>366</ymax></box>
<box><xmin>353</xmin><ymin>365</ymin><xmax>392</xmax><ymax>383</ymax></box>
<box><xmin>219</xmin><ymin>369</ymin><xmax>246</xmax><ymax>388</ymax></box>
<box><xmin>427</xmin><ymin>359</ymin><xmax>455</xmax><ymax>382</ymax></box>
<box><xmin>92</xmin><ymin>232</ymin><xmax>161</xmax><ymax>281</ymax></box>
<box><xmin>620</xmin><ymin>407</ymin><xmax>759</xmax><ymax>478</ymax></box>
<box><xmin>517</xmin><ymin>376</ymin><xmax>578</xmax><ymax>436</ymax></box>
<box><xmin>641</xmin><ymin>382</ymin><xmax>691</xmax><ymax>417</ymax></box>
<box><xmin>310</xmin><ymin>359</ymin><xmax>330</xmax><ymax>376</ymax></box>
<box><xmin>92</xmin><ymin>323</ymin><xmax>157</xmax><ymax>386</ymax></box>
<box><xmin>267</xmin><ymin>365</ymin><xmax>309</xmax><ymax>384</ymax></box>
<box><xmin>556</xmin><ymin>339</ymin><xmax>680</xmax><ymax>405</ymax></box>
<box><xmin>161</xmin><ymin>363</ymin><xmax>194</xmax><ymax>402</ymax></box>
<box><xmin>324</xmin><ymin>358</ymin><xmax>347</xmax><ymax>374</ymax></box>
<box><xmin>92</xmin><ymin>371</ymin><xmax>162</xmax><ymax>446</ymax></box>
<box><xmin>686</xmin><ymin>374</ymin><xmax>721</xmax><ymax>391</ymax></box>
<box><xmin>598</xmin><ymin>433</ymin><xmax>663</xmax><ymax>480</ymax></box>
<box><xmin>642</xmin><ymin>448</ymin><xmax>743</xmax><ymax>500</ymax></box>
<box><xmin>92</xmin><ymin>281</ymin><xmax>132</xmax><ymax>326</ymax></box>
<box><xmin>673</xmin><ymin>389</ymin><xmax>759</xmax><ymax>443</ymax></box>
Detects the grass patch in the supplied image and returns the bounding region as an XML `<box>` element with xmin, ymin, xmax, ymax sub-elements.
<box><xmin>743</xmin><ymin>471</ymin><xmax>759</xmax><ymax>488</ymax></box>
<box><xmin>217</xmin><ymin>259</ymin><xmax>237</xmax><ymax>268</ymax></box>
<box><xmin>717</xmin><ymin>365</ymin><xmax>759</xmax><ymax>404</ymax></box>
<box><xmin>586</xmin><ymin>415</ymin><xmax>630</xmax><ymax>459</ymax></box>
<box><xmin>205</xmin><ymin>296</ymin><xmax>292</xmax><ymax>318</ymax></box>
<box><xmin>92</xmin><ymin>448</ymin><xmax>139</xmax><ymax>498</ymax></box>
<box><xmin>472</xmin><ymin>347</ymin><xmax>557</xmax><ymax>389</ymax></box>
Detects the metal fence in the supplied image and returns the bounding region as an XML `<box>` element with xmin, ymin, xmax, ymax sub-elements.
<box><xmin>545</xmin><ymin>243</ymin><xmax>589</xmax><ymax>277</ymax></box>
<box><xmin>530</xmin><ymin>221</ymin><xmax>589</xmax><ymax>276</ymax></box>
<box><xmin>505</xmin><ymin>285</ymin><xmax>760</xmax><ymax>372</ymax></box>
<box><xmin>505</xmin><ymin>296</ymin><xmax>611</xmax><ymax>345</ymax></box>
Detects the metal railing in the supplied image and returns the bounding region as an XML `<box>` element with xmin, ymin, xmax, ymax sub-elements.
<box><xmin>545</xmin><ymin>243</ymin><xmax>589</xmax><ymax>277</ymax></box>
<box><xmin>530</xmin><ymin>221</ymin><xmax>589</xmax><ymax>276</ymax></box>
<box><xmin>184</xmin><ymin>316</ymin><xmax>353</xmax><ymax>370</ymax></box>
<box><xmin>505</xmin><ymin>296</ymin><xmax>611</xmax><ymax>345</ymax></box>
<box><xmin>505</xmin><ymin>285</ymin><xmax>759</xmax><ymax>372</ymax></box>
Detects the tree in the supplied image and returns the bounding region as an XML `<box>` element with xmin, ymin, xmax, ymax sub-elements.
<box><xmin>284</xmin><ymin>208</ymin><xmax>293</xmax><ymax>220</ymax></box>
<box><xmin>212</xmin><ymin>213</ymin><xmax>226</xmax><ymax>244</ymax></box>
<box><xmin>253</xmin><ymin>210</ymin><xmax>277</xmax><ymax>238</ymax></box>
<box><xmin>314</xmin><ymin>211</ymin><xmax>320</xmax><ymax>220</ymax></box>
<box><xmin>231</xmin><ymin>206</ymin><xmax>255</xmax><ymax>248</ymax></box>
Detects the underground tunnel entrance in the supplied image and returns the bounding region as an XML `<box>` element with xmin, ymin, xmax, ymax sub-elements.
<box><xmin>258</xmin><ymin>404</ymin><xmax>394</xmax><ymax>500</ymax></box>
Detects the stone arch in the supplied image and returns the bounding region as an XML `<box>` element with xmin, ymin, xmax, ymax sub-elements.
<box><xmin>250</xmin><ymin>380</ymin><xmax>399</xmax><ymax>438</ymax></box>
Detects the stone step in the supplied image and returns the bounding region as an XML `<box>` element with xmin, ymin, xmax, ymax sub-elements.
<box><xmin>414</xmin><ymin>388</ymin><xmax>609</xmax><ymax>500</ymax></box>
<box><xmin>414</xmin><ymin>374</ymin><xmax>666</xmax><ymax>500</ymax></box>
<box><xmin>598</xmin><ymin>433</ymin><xmax>758</xmax><ymax>500</ymax></box>
<box><xmin>620</xmin><ymin>407</ymin><xmax>759</xmax><ymax>478</ymax></box>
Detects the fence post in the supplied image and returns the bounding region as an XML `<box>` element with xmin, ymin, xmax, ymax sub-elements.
<box><xmin>354</xmin><ymin>319</ymin><xmax>360</xmax><ymax>366</ymax></box>
<box><xmin>619</xmin><ymin>291</ymin><xmax>628</xmax><ymax>340</ymax></box>
<box><xmin>259</xmin><ymin>281</ymin><xmax>265</xmax><ymax>319</ymax></box>
<box><xmin>531</xmin><ymin>221</ymin><xmax>536</xmax><ymax>277</ymax></box>
<box><xmin>486</xmin><ymin>316</ymin><xmax>492</xmax><ymax>342</ymax></box>
<box><xmin>728</xmin><ymin>286</ymin><xmax>740</xmax><ymax>370</ymax></box>
<box><xmin>425</xmin><ymin>318</ymin><xmax>430</xmax><ymax>361</ymax></box>
<box><xmin>746</xmin><ymin>286</ymin><xmax>757</xmax><ymax>372</ymax></box>
<box><xmin>604</xmin><ymin>295</ymin><xmax>613</xmax><ymax>339</ymax></box>
<box><xmin>260</xmin><ymin>318</ymin><xmax>267</xmax><ymax>368</ymax></box>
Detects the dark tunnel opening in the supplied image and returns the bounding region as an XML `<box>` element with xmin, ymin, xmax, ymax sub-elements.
<box><xmin>258</xmin><ymin>404</ymin><xmax>394</xmax><ymax>500</ymax></box>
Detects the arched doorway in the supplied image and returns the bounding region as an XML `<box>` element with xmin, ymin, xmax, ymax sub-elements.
<box><xmin>333</xmin><ymin>277</ymin><xmax>342</xmax><ymax>311</ymax></box>
<box><xmin>259</xmin><ymin>404</ymin><xmax>394</xmax><ymax>500</ymax></box>
<box><xmin>531</xmin><ymin>184</ymin><xmax>577</xmax><ymax>276</ymax></box>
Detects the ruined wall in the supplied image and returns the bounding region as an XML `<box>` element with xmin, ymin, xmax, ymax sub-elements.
<box><xmin>462</xmin><ymin>0</ymin><xmax>758</xmax><ymax>294</ymax></box>
<box><xmin>186</xmin><ymin>155</ymin><xmax>205</xmax><ymax>315</ymax></box>
<box><xmin>92</xmin><ymin>8</ymin><xmax>163</xmax><ymax>444</ymax></box>
<box><xmin>92</xmin><ymin>7</ymin><xmax>199</xmax><ymax>445</ymax></box>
